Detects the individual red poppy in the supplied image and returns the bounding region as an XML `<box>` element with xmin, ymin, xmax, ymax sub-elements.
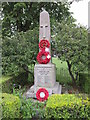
<box><xmin>39</xmin><ymin>40</ymin><xmax>50</xmax><ymax>50</ymax></box>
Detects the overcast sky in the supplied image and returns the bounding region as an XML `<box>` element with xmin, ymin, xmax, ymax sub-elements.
<box><xmin>68</xmin><ymin>0</ymin><xmax>89</xmax><ymax>27</ymax></box>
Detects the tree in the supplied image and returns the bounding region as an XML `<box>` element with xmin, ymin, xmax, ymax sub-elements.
<box><xmin>2</xmin><ymin>27</ymin><xmax>39</xmax><ymax>76</ymax></box>
<box><xmin>2</xmin><ymin>2</ymin><xmax>70</xmax><ymax>37</ymax></box>
<box><xmin>53</xmin><ymin>16</ymin><xmax>88</xmax><ymax>87</ymax></box>
<box><xmin>2</xmin><ymin>2</ymin><xmax>72</xmax><ymax>76</ymax></box>
<box><xmin>69</xmin><ymin>0</ymin><xmax>83</xmax><ymax>5</ymax></box>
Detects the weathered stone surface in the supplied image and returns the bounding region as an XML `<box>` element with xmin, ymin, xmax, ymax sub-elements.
<box><xmin>26</xmin><ymin>92</ymin><xmax>35</xmax><ymax>98</ymax></box>
<box><xmin>25</xmin><ymin>85</ymin><xmax>35</xmax><ymax>98</ymax></box>
<box><xmin>25</xmin><ymin>82</ymin><xmax>62</xmax><ymax>98</ymax></box>
<box><xmin>39</xmin><ymin>10</ymin><xmax>51</xmax><ymax>62</ymax></box>
<box><xmin>39</xmin><ymin>10</ymin><xmax>50</xmax><ymax>42</ymax></box>
<box><xmin>35</xmin><ymin>82</ymin><xmax>62</xmax><ymax>94</ymax></box>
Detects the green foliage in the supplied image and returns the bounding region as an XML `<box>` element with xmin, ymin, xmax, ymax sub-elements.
<box><xmin>56</xmin><ymin>68</ymin><xmax>72</xmax><ymax>85</ymax></box>
<box><xmin>2</xmin><ymin>2</ymin><xmax>71</xmax><ymax>75</ymax></box>
<box><xmin>0</xmin><ymin>75</ymin><xmax>12</xmax><ymax>84</ymax></box>
<box><xmin>2</xmin><ymin>28</ymin><xmax>38</xmax><ymax>75</ymax></box>
<box><xmin>2</xmin><ymin>2</ymin><xmax>70</xmax><ymax>37</ymax></box>
<box><xmin>1</xmin><ymin>72</ymin><xmax>31</xmax><ymax>94</ymax></box>
<box><xmin>0</xmin><ymin>93</ymin><xmax>21</xmax><ymax>118</ymax></box>
<box><xmin>79</xmin><ymin>73</ymin><xmax>90</xmax><ymax>94</ymax></box>
<box><xmin>52</xmin><ymin>58</ymin><xmax>72</xmax><ymax>84</ymax></box>
<box><xmin>20</xmin><ymin>97</ymin><xmax>46</xmax><ymax>119</ymax></box>
<box><xmin>45</xmin><ymin>94</ymin><xmax>90</xmax><ymax>119</ymax></box>
<box><xmin>55</xmin><ymin>18</ymin><xmax>88</xmax><ymax>72</ymax></box>
<box><xmin>1</xmin><ymin>77</ymin><xmax>13</xmax><ymax>94</ymax></box>
<box><xmin>53</xmin><ymin>16</ymin><xmax>88</xmax><ymax>84</ymax></box>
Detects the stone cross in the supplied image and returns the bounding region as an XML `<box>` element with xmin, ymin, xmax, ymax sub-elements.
<box><xmin>39</xmin><ymin>9</ymin><xmax>51</xmax><ymax>61</ymax></box>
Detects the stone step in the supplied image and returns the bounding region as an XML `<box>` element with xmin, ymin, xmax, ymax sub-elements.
<box><xmin>25</xmin><ymin>83</ymin><xmax>62</xmax><ymax>98</ymax></box>
<box><xmin>57</xmin><ymin>85</ymin><xmax>62</xmax><ymax>94</ymax></box>
<box><xmin>25</xmin><ymin>86</ymin><xmax>34</xmax><ymax>94</ymax></box>
<box><xmin>25</xmin><ymin>85</ymin><xmax>35</xmax><ymax>98</ymax></box>
<box><xmin>52</xmin><ymin>82</ymin><xmax>59</xmax><ymax>94</ymax></box>
<box><xmin>26</xmin><ymin>92</ymin><xmax>35</xmax><ymax>98</ymax></box>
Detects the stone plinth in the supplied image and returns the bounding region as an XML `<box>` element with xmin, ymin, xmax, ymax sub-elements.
<box><xmin>25</xmin><ymin>63</ymin><xmax>62</xmax><ymax>98</ymax></box>
<box><xmin>34</xmin><ymin>64</ymin><xmax>56</xmax><ymax>88</ymax></box>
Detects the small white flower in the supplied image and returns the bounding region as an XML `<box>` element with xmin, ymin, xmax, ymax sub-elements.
<box><xmin>47</xmin><ymin>54</ymin><xmax>51</xmax><ymax>59</ymax></box>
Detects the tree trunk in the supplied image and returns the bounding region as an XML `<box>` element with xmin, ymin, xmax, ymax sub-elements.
<box><xmin>22</xmin><ymin>64</ymin><xmax>34</xmax><ymax>79</ymax></box>
<box><xmin>66</xmin><ymin>60</ymin><xmax>77</xmax><ymax>88</ymax></box>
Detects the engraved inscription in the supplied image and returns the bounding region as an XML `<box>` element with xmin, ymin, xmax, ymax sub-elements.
<box><xmin>37</xmin><ymin>67</ymin><xmax>51</xmax><ymax>85</ymax></box>
<box><xmin>37</xmin><ymin>67</ymin><xmax>51</xmax><ymax>76</ymax></box>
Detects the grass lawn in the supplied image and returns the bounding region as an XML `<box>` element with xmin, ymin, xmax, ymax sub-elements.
<box><xmin>52</xmin><ymin>57</ymin><xmax>72</xmax><ymax>85</ymax></box>
<box><xmin>0</xmin><ymin>75</ymin><xmax>12</xmax><ymax>84</ymax></box>
<box><xmin>52</xmin><ymin>57</ymin><xmax>68</xmax><ymax>69</ymax></box>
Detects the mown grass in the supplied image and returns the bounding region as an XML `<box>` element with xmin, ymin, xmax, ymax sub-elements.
<box><xmin>52</xmin><ymin>57</ymin><xmax>67</xmax><ymax>69</ymax></box>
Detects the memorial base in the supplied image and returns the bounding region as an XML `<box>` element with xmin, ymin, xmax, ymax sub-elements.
<box><xmin>25</xmin><ymin>64</ymin><xmax>62</xmax><ymax>98</ymax></box>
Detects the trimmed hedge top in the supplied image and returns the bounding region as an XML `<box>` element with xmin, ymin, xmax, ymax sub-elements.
<box><xmin>46</xmin><ymin>94</ymin><xmax>90</xmax><ymax>108</ymax></box>
<box><xmin>45</xmin><ymin>94</ymin><xmax>90</xmax><ymax>119</ymax></box>
<box><xmin>0</xmin><ymin>93</ymin><xmax>21</xmax><ymax>118</ymax></box>
<box><xmin>0</xmin><ymin>93</ymin><xmax>20</xmax><ymax>102</ymax></box>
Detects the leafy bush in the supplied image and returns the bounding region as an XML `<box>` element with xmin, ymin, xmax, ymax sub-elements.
<box><xmin>20</xmin><ymin>97</ymin><xmax>46</xmax><ymax>119</ymax></box>
<box><xmin>79</xmin><ymin>73</ymin><xmax>90</xmax><ymax>94</ymax></box>
<box><xmin>1</xmin><ymin>72</ymin><xmax>32</xmax><ymax>94</ymax></box>
<box><xmin>1</xmin><ymin>81</ymin><xmax>12</xmax><ymax>94</ymax></box>
<box><xmin>45</xmin><ymin>94</ymin><xmax>90</xmax><ymax>119</ymax></box>
<box><xmin>2</xmin><ymin>28</ymin><xmax>38</xmax><ymax>75</ymax></box>
<box><xmin>0</xmin><ymin>93</ymin><xmax>21</xmax><ymax>118</ymax></box>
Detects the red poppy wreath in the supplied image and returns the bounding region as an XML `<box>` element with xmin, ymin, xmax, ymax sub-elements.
<box><xmin>36</xmin><ymin>88</ymin><xmax>49</xmax><ymax>101</ymax></box>
<box><xmin>39</xmin><ymin>40</ymin><xmax>50</xmax><ymax>50</ymax></box>
<box><xmin>37</xmin><ymin>50</ymin><xmax>51</xmax><ymax>64</ymax></box>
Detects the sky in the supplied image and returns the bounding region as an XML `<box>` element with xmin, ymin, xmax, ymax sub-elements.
<box><xmin>68</xmin><ymin>0</ymin><xmax>89</xmax><ymax>27</ymax></box>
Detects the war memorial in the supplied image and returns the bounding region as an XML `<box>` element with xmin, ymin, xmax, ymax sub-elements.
<box><xmin>26</xmin><ymin>10</ymin><xmax>62</xmax><ymax>101</ymax></box>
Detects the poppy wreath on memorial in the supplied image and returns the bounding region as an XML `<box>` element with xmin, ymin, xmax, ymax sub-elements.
<box><xmin>36</xmin><ymin>88</ymin><xmax>49</xmax><ymax>101</ymax></box>
<box><xmin>39</xmin><ymin>39</ymin><xmax>50</xmax><ymax>50</ymax></box>
<box><xmin>37</xmin><ymin>49</ymin><xmax>51</xmax><ymax>64</ymax></box>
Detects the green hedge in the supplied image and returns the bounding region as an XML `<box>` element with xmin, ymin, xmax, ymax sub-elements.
<box><xmin>45</xmin><ymin>94</ymin><xmax>90</xmax><ymax>119</ymax></box>
<box><xmin>0</xmin><ymin>93</ymin><xmax>21</xmax><ymax>118</ymax></box>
